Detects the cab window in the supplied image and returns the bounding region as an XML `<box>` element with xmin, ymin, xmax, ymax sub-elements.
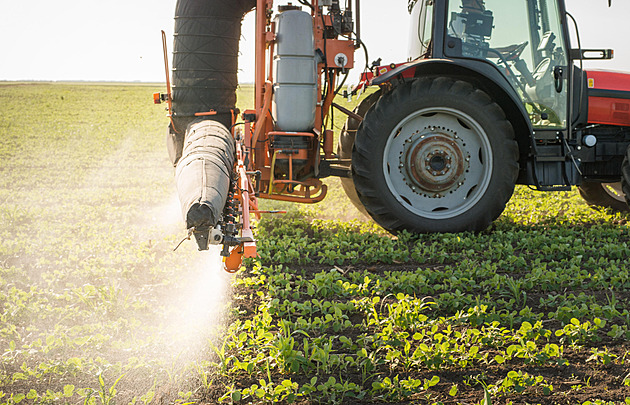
<box><xmin>445</xmin><ymin>0</ymin><xmax>568</xmax><ymax>129</ymax></box>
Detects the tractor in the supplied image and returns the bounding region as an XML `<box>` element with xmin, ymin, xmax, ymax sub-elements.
<box><xmin>155</xmin><ymin>0</ymin><xmax>630</xmax><ymax>270</ymax></box>
<box><xmin>343</xmin><ymin>0</ymin><xmax>630</xmax><ymax>234</ymax></box>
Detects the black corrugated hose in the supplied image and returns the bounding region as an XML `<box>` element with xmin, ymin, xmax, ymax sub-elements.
<box><xmin>171</xmin><ymin>0</ymin><xmax>256</xmax><ymax>245</ymax></box>
<box><xmin>171</xmin><ymin>0</ymin><xmax>256</xmax><ymax>130</ymax></box>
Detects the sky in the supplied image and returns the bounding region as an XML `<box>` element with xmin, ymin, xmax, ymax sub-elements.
<box><xmin>1</xmin><ymin>0</ymin><xmax>629</xmax><ymax>85</ymax></box>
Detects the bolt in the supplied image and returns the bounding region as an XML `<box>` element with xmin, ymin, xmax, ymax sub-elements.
<box><xmin>446</xmin><ymin>164</ymin><xmax>451</xmax><ymax>169</ymax></box>
<box><xmin>426</xmin><ymin>166</ymin><xmax>431</xmax><ymax>171</ymax></box>
<box><xmin>432</xmin><ymin>171</ymin><xmax>438</xmax><ymax>176</ymax></box>
<box><xmin>458</xmin><ymin>182</ymin><xmax>464</xmax><ymax>186</ymax></box>
<box><xmin>465</xmin><ymin>157</ymin><xmax>470</xmax><ymax>162</ymax></box>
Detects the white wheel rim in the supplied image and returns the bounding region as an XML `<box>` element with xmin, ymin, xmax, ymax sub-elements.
<box><xmin>382</xmin><ymin>107</ymin><xmax>494</xmax><ymax>220</ymax></box>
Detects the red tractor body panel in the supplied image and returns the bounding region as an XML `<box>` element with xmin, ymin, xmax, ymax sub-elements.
<box><xmin>587</xmin><ymin>69</ymin><xmax>630</xmax><ymax>127</ymax></box>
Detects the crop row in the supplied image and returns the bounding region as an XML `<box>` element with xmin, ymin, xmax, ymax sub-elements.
<box><xmin>2</xmin><ymin>83</ymin><xmax>630</xmax><ymax>405</ymax></box>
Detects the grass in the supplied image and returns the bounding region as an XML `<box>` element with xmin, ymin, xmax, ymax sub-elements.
<box><xmin>1</xmin><ymin>82</ymin><xmax>630</xmax><ymax>404</ymax></box>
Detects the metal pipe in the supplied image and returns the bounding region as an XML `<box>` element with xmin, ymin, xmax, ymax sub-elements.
<box><xmin>255</xmin><ymin>0</ymin><xmax>267</xmax><ymax>113</ymax></box>
<box><xmin>355</xmin><ymin>0</ymin><xmax>361</xmax><ymax>48</ymax></box>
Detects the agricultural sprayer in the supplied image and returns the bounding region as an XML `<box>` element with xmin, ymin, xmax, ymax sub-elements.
<box><xmin>155</xmin><ymin>0</ymin><xmax>630</xmax><ymax>271</ymax></box>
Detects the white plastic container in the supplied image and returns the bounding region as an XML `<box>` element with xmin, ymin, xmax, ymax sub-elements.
<box><xmin>272</xmin><ymin>10</ymin><xmax>317</xmax><ymax>132</ymax></box>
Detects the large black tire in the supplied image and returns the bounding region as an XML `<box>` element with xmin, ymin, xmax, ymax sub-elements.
<box><xmin>352</xmin><ymin>77</ymin><xmax>519</xmax><ymax>233</ymax></box>
<box><xmin>579</xmin><ymin>181</ymin><xmax>629</xmax><ymax>212</ymax></box>
<box><xmin>621</xmin><ymin>146</ymin><xmax>630</xmax><ymax>208</ymax></box>
<box><xmin>338</xmin><ymin>90</ymin><xmax>382</xmax><ymax>216</ymax></box>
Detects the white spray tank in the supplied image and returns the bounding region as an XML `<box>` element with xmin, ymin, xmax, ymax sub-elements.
<box><xmin>272</xmin><ymin>8</ymin><xmax>317</xmax><ymax>132</ymax></box>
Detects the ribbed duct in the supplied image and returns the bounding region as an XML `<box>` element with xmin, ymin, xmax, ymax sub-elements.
<box><xmin>170</xmin><ymin>0</ymin><xmax>256</xmax><ymax>249</ymax></box>
<box><xmin>175</xmin><ymin>120</ymin><xmax>235</xmax><ymax>231</ymax></box>
<box><xmin>171</xmin><ymin>0</ymin><xmax>256</xmax><ymax>130</ymax></box>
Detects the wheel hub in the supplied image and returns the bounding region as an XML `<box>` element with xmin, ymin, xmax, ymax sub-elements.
<box><xmin>382</xmin><ymin>107</ymin><xmax>495</xmax><ymax>220</ymax></box>
<box><xmin>402</xmin><ymin>130</ymin><xmax>469</xmax><ymax>196</ymax></box>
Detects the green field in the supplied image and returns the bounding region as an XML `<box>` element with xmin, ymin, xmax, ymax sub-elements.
<box><xmin>1</xmin><ymin>82</ymin><xmax>630</xmax><ymax>404</ymax></box>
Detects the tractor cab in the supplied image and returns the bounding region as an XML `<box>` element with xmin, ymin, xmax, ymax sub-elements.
<box><xmin>410</xmin><ymin>0</ymin><xmax>570</xmax><ymax>130</ymax></box>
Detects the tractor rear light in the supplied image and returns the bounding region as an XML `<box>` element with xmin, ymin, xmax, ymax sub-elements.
<box><xmin>153</xmin><ymin>92</ymin><xmax>169</xmax><ymax>104</ymax></box>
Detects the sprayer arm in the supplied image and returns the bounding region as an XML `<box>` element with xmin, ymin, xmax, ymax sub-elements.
<box><xmin>222</xmin><ymin>136</ymin><xmax>259</xmax><ymax>273</ymax></box>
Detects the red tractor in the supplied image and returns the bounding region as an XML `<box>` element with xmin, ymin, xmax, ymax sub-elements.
<box><xmin>156</xmin><ymin>0</ymin><xmax>630</xmax><ymax>270</ymax></box>
<box><xmin>344</xmin><ymin>0</ymin><xmax>630</xmax><ymax>234</ymax></box>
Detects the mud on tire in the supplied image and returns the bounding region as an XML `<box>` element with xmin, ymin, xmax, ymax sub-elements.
<box><xmin>579</xmin><ymin>181</ymin><xmax>629</xmax><ymax>212</ymax></box>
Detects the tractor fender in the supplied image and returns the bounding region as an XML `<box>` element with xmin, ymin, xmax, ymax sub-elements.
<box><xmin>373</xmin><ymin>58</ymin><xmax>533</xmax><ymax>163</ymax></box>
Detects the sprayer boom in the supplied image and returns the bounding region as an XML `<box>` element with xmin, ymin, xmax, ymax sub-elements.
<box><xmin>160</xmin><ymin>0</ymin><xmax>362</xmax><ymax>271</ymax></box>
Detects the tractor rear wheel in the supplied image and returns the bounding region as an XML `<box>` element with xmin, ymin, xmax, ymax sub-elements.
<box><xmin>578</xmin><ymin>181</ymin><xmax>629</xmax><ymax>212</ymax></box>
<box><xmin>352</xmin><ymin>77</ymin><xmax>519</xmax><ymax>233</ymax></box>
<box><xmin>621</xmin><ymin>146</ymin><xmax>630</xmax><ymax>207</ymax></box>
<box><xmin>338</xmin><ymin>90</ymin><xmax>381</xmax><ymax>216</ymax></box>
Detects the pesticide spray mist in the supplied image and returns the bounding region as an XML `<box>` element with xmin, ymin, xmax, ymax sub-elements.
<box><xmin>160</xmin><ymin>248</ymin><xmax>231</xmax><ymax>357</ymax></box>
<box><xmin>88</xmin><ymin>149</ymin><xmax>237</xmax><ymax>400</ymax></box>
<box><xmin>118</xmin><ymin>193</ymin><xmax>236</xmax><ymax>401</ymax></box>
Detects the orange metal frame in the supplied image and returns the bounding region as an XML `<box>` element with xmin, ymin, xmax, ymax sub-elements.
<box><xmin>247</xmin><ymin>0</ymin><xmax>353</xmax><ymax>204</ymax></box>
<box><xmin>223</xmin><ymin>136</ymin><xmax>258</xmax><ymax>272</ymax></box>
<box><xmin>160</xmin><ymin>30</ymin><xmax>178</xmax><ymax>134</ymax></box>
<box><xmin>212</xmin><ymin>0</ymin><xmax>357</xmax><ymax>271</ymax></box>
